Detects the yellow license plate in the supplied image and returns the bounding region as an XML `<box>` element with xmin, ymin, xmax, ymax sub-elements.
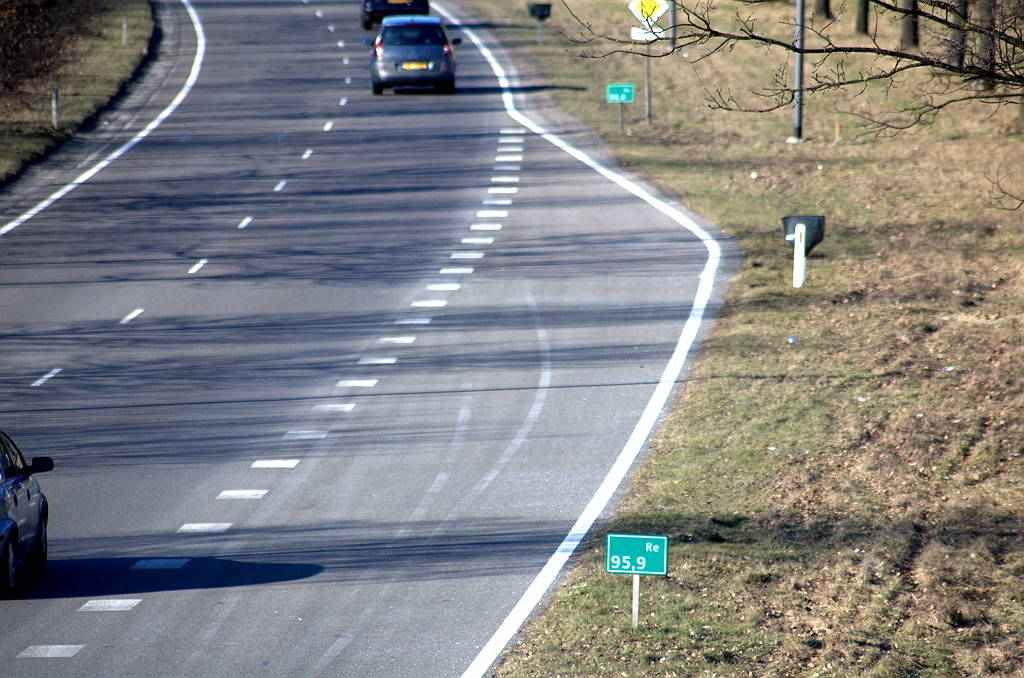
<box><xmin>401</xmin><ymin>62</ymin><xmax>428</xmax><ymax>70</ymax></box>
<box><xmin>387</xmin><ymin>0</ymin><xmax>407</xmax><ymax>4</ymax></box>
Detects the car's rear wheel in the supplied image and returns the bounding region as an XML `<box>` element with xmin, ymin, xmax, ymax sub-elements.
<box><xmin>372</xmin><ymin>83</ymin><xmax>384</xmax><ymax>95</ymax></box>
<box><xmin>25</xmin><ymin>518</ymin><xmax>47</xmax><ymax>577</ymax></box>
<box><xmin>362</xmin><ymin>18</ymin><xmax>373</xmax><ymax>30</ymax></box>
<box><xmin>440</xmin><ymin>81</ymin><xmax>456</xmax><ymax>94</ymax></box>
<box><xmin>0</xmin><ymin>539</ymin><xmax>15</xmax><ymax>597</ymax></box>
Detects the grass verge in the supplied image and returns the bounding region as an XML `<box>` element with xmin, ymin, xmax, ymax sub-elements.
<box><xmin>456</xmin><ymin>1</ymin><xmax>1024</xmax><ymax>675</ymax></box>
<box><xmin>0</xmin><ymin>0</ymin><xmax>155</xmax><ymax>184</ymax></box>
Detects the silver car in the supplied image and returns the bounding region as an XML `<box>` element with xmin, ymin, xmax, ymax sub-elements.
<box><xmin>369</xmin><ymin>15</ymin><xmax>460</xmax><ymax>94</ymax></box>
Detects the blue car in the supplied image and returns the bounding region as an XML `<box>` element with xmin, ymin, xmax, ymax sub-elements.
<box><xmin>0</xmin><ymin>431</ymin><xmax>53</xmax><ymax>595</ymax></box>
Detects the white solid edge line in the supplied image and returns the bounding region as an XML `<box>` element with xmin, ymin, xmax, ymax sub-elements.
<box><xmin>431</xmin><ymin>4</ymin><xmax>724</xmax><ymax>678</ymax></box>
<box><xmin>0</xmin><ymin>0</ymin><xmax>206</xmax><ymax>238</ymax></box>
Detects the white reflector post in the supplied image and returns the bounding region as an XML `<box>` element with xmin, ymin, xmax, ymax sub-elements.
<box><xmin>793</xmin><ymin>222</ymin><xmax>807</xmax><ymax>288</ymax></box>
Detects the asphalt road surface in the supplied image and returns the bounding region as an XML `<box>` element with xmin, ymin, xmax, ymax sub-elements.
<box><xmin>0</xmin><ymin>0</ymin><xmax>735</xmax><ymax>675</ymax></box>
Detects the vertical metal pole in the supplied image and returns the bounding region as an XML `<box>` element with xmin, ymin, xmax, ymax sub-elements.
<box><xmin>619</xmin><ymin>102</ymin><xmax>624</xmax><ymax>133</ymax></box>
<box><xmin>52</xmin><ymin>89</ymin><xmax>59</xmax><ymax>130</ymax></box>
<box><xmin>670</xmin><ymin>1</ymin><xmax>677</xmax><ymax>50</ymax></box>
<box><xmin>631</xmin><ymin>574</ymin><xmax>640</xmax><ymax>629</ymax></box>
<box><xmin>793</xmin><ymin>223</ymin><xmax>807</xmax><ymax>287</ymax></box>
<box><xmin>537</xmin><ymin>19</ymin><xmax>542</xmax><ymax>44</ymax></box>
<box><xmin>645</xmin><ymin>43</ymin><xmax>651</xmax><ymax>124</ymax></box>
<box><xmin>123</xmin><ymin>12</ymin><xmax>129</xmax><ymax>45</ymax></box>
<box><xmin>792</xmin><ymin>0</ymin><xmax>805</xmax><ymax>141</ymax></box>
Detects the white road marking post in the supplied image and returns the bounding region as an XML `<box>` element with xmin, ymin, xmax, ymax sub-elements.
<box><xmin>252</xmin><ymin>459</ymin><xmax>301</xmax><ymax>468</ymax></box>
<box><xmin>793</xmin><ymin>222</ymin><xmax>807</xmax><ymax>288</ymax></box>
<box><xmin>238</xmin><ymin>216</ymin><xmax>253</xmax><ymax>229</ymax></box>
<box><xmin>31</xmin><ymin>368</ymin><xmax>62</xmax><ymax>387</ymax></box>
<box><xmin>120</xmin><ymin>308</ymin><xmax>144</xmax><ymax>324</ymax></box>
<box><xmin>0</xmin><ymin>0</ymin><xmax>206</xmax><ymax>239</ymax></box>
<box><xmin>188</xmin><ymin>259</ymin><xmax>208</xmax><ymax>274</ymax></box>
<box><xmin>432</xmin><ymin>5</ymin><xmax>724</xmax><ymax>677</ymax></box>
<box><xmin>79</xmin><ymin>599</ymin><xmax>141</xmax><ymax>612</ymax></box>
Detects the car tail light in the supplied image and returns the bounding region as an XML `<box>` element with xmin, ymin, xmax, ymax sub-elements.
<box><xmin>442</xmin><ymin>42</ymin><xmax>452</xmax><ymax>56</ymax></box>
<box><xmin>375</xmin><ymin>42</ymin><xmax>384</xmax><ymax>58</ymax></box>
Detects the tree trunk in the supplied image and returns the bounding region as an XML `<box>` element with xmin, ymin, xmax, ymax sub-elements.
<box><xmin>815</xmin><ymin>0</ymin><xmax>832</xmax><ymax>19</ymax></box>
<box><xmin>947</xmin><ymin>0</ymin><xmax>968</xmax><ymax>68</ymax></box>
<box><xmin>977</xmin><ymin>0</ymin><xmax>995</xmax><ymax>88</ymax></box>
<box><xmin>900</xmin><ymin>0</ymin><xmax>919</xmax><ymax>49</ymax></box>
<box><xmin>856</xmin><ymin>0</ymin><xmax>870</xmax><ymax>33</ymax></box>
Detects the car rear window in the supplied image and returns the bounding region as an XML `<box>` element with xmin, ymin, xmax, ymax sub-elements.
<box><xmin>380</xmin><ymin>25</ymin><xmax>446</xmax><ymax>46</ymax></box>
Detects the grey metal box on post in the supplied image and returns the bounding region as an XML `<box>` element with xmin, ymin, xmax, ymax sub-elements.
<box><xmin>528</xmin><ymin>4</ymin><xmax>551</xmax><ymax>43</ymax></box>
<box><xmin>782</xmin><ymin>215</ymin><xmax>825</xmax><ymax>255</ymax></box>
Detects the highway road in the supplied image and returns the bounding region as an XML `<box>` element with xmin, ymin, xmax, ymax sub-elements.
<box><xmin>0</xmin><ymin>0</ymin><xmax>735</xmax><ymax>675</ymax></box>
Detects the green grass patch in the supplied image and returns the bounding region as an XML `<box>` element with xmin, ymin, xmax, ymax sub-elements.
<box><xmin>0</xmin><ymin>0</ymin><xmax>154</xmax><ymax>183</ymax></box>
<box><xmin>458</xmin><ymin>1</ymin><xmax>1024</xmax><ymax>675</ymax></box>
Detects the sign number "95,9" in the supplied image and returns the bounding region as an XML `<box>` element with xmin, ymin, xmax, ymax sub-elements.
<box><xmin>609</xmin><ymin>555</ymin><xmax>645</xmax><ymax>571</ymax></box>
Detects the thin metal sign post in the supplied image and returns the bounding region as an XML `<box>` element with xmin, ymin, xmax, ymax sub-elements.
<box><xmin>790</xmin><ymin>0</ymin><xmax>805</xmax><ymax>142</ymax></box>
<box><xmin>606</xmin><ymin>533</ymin><xmax>668</xmax><ymax>629</ymax></box>
<box><xmin>606</xmin><ymin>83</ymin><xmax>635</xmax><ymax>133</ymax></box>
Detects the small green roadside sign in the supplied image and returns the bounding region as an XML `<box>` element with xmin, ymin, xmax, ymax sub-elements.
<box><xmin>606</xmin><ymin>83</ymin><xmax>635</xmax><ymax>104</ymax></box>
<box><xmin>606</xmin><ymin>533</ymin><xmax>668</xmax><ymax>576</ymax></box>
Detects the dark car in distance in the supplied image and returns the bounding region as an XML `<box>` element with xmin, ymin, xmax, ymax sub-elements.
<box><xmin>0</xmin><ymin>431</ymin><xmax>53</xmax><ymax>596</ymax></box>
<box><xmin>361</xmin><ymin>0</ymin><xmax>429</xmax><ymax>30</ymax></box>
<box><xmin>369</xmin><ymin>15</ymin><xmax>460</xmax><ymax>95</ymax></box>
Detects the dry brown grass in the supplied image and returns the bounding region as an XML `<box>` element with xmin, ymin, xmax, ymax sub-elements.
<box><xmin>456</xmin><ymin>0</ymin><xmax>1024</xmax><ymax>675</ymax></box>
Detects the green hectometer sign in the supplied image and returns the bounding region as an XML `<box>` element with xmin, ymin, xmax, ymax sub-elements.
<box><xmin>606</xmin><ymin>83</ymin><xmax>635</xmax><ymax>104</ymax></box>
<box><xmin>606</xmin><ymin>533</ymin><xmax>668</xmax><ymax>576</ymax></box>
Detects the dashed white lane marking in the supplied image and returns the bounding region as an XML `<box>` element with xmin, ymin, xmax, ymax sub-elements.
<box><xmin>488</xmin><ymin>187</ymin><xmax>517</xmax><ymax>194</ymax></box>
<box><xmin>494</xmin><ymin>165</ymin><xmax>520</xmax><ymax>171</ymax></box>
<box><xmin>343</xmin><ymin>57</ymin><xmax>350</xmax><ymax>65</ymax></box>
<box><xmin>500</xmin><ymin>128</ymin><xmax>525</xmax><ymax>134</ymax></box>
<box><xmin>411</xmin><ymin>300</ymin><xmax>447</xmax><ymax>307</ymax></box>
<box><xmin>462</xmin><ymin>237</ymin><xmax>493</xmax><ymax>244</ymax></box>
<box><xmin>337</xmin><ymin>40</ymin><xmax>345</xmax><ymax>46</ymax></box>
<box><xmin>177</xmin><ymin>523</ymin><xmax>231</xmax><ymax>533</ymax></box>
<box><xmin>252</xmin><ymin>459</ymin><xmax>301</xmax><ymax>468</ymax></box>
<box><xmin>120</xmin><ymin>308</ymin><xmax>144</xmax><ymax>324</ymax></box>
<box><xmin>358</xmin><ymin>357</ymin><xmax>397</xmax><ymax>365</ymax></box>
<box><xmin>274</xmin><ymin>180</ymin><xmax>287</xmax><ymax>192</ymax></box>
<box><xmin>378</xmin><ymin>336</ymin><xmax>416</xmax><ymax>344</ymax></box>
<box><xmin>345</xmin><ymin>77</ymin><xmax>352</xmax><ymax>84</ymax></box>
<box><xmin>218</xmin><ymin>489</ymin><xmax>268</xmax><ymax>499</ymax></box>
<box><xmin>329</xmin><ymin>24</ymin><xmax>336</xmax><ymax>32</ymax></box>
<box><xmin>79</xmin><ymin>599</ymin><xmax>141</xmax><ymax>612</ymax></box>
<box><xmin>131</xmin><ymin>558</ymin><xmax>190</xmax><ymax>569</ymax></box>
<box><xmin>336</xmin><ymin>379</ymin><xmax>378</xmax><ymax>387</ymax></box>
<box><xmin>18</xmin><ymin>645</ymin><xmax>85</xmax><ymax>658</ymax></box>
<box><xmin>470</xmin><ymin>223</ymin><xmax>501</xmax><ymax>230</ymax></box>
<box><xmin>315</xmin><ymin>10</ymin><xmax>323</xmax><ymax>17</ymax></box>
<box><xmin>188</xmin><ymin>258</ymin><xmax>208</xmax><ymax>274</ymax></box>
<box><xmin>476</xmin><ymin>210</ymin><xmax>507</xmax><ymax>218</ymax></box>
<box><xmin>498</xmin><ymin>137</ymin><xmax>523</xmax><ymax>143</ymax></box>
<box><xmin>302</xmin><ymin>149</ymin><xmax>313</xmax><ymax>159</ymax></box>
<box><xmin>427</xmin><ymin>283</ymin><xmax>460</xmax><ymax>291</ymax></box>
<box><xmin>495</xmin><ymin>155</ymin><xmax>522</xmax><ymax>162</ymax></box>
<box><xmin>31</xmin><ymin>368</ymin><xmax>62</xmax><ymax>387</ymax></box>
<box><xmin>451</xmin><ymin>252</ymin><xmax>484</xmax><ymax>259</ymax></box>
<box><xmin>491</xmin><ymin>176</ymin><xmax>519</xmax><ymax>183</ymax></box>
<box><xmin>238</xmin><ymin>216</ymin><xmax>253</xmax><ymax>229</ymax></box>
<box><xmin>323</xmin><ymin>121</ymin><xmax>334</xmax><ymax>131</ymax></box>
<box><xmin>395</xmin><ymin>317</ymin><xmax>431</xmax><ymax>324</ymax></box>
<box><xmin>340</xmin><ymin>97</ymin><xmax>348</xmax><ymax>106</ymax></box>
<box><xmin>482</xmin><ymin>199</ymin><xmax>512</xmax><ymax>205</ymax></box>
<box><xmin>313</xmin><ymin>403</ymin><xmax>355</xmax><ymax>413</ymax></box>
<box><xmin>283</xmin><ymin>430</ymin><xmax>329</xmax><ymax>439</ymax></box>
<box><xmin>440</xmin><ymin>267</ymin><xmax>473</xmax><ymax>274</ymax></box>
<box><xmin>428</xmin><ymin>472</ymin><xmax>449</xmax><ymax>493</ymax></box>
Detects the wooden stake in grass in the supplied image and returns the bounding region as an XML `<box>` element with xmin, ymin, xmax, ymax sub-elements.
<box><xmin>834</xmin><ymin>120</ymin><xmax>840</xmax><ymax>144</ymax></box>
<box><xmin>123</xmin><ymin>13</ymin><xmax>129</xmax><ymax>45</ymax></box>
<box><xmin>52</xmin><ymin>89</ymin><xmax>59</xmax><ymax>130</ymax></box>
